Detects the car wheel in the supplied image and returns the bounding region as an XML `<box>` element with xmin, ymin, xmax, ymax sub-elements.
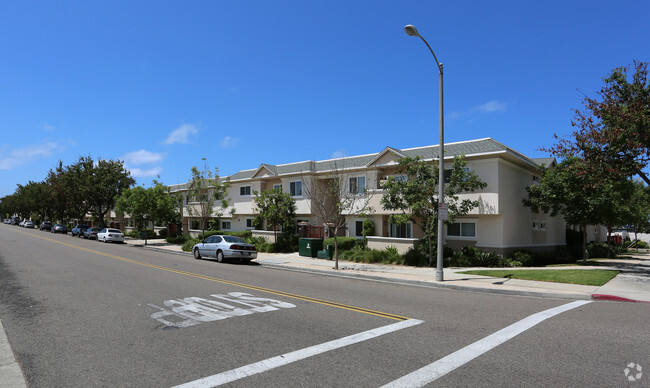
<box><xmin>216</xmin><ymin>250</ymin><xmax>224</xmax><ymax>263</ymax></box>
<box><xmin>193</xmin><ymin>248</ymin><xmax>201</xmax><ymax>260</ymax></box>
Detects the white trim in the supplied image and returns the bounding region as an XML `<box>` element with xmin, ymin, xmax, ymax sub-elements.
<box><xmin>476</xmin><ymin>243</ymin><xmax>560</xmax><ymax>249</ymax></box>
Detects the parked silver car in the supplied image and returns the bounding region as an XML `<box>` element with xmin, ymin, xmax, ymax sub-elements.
<box><xmin>24</xmin><ymin>220</ymin><xmax>35</xmax><ymax>228</ymax></box>
<box><xmin>192</xmin><ymin>235</ymin><xmax>257</xmax><ymax>263</ymax></box>
<box><xmin>97</xmin><ymin>228</ymin><xmax>125</xmax><ymax>243</ymax></box>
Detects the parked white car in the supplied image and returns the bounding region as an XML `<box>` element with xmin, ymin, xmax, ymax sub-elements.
<box><xmin>97</xmin><ymin>228</ymin><xmax>125</xmax><ymax>244</ymax></box>
<box><xmin>24</xmin><ymin>220</ymin><xmax>35</xmax><ymax>228</ymax></box>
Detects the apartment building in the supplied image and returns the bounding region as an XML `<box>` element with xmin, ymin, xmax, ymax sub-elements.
<box><xmin>167</xmin><ymin>138</ymin><xmax>565</xmax><ymax>256</ymax></box>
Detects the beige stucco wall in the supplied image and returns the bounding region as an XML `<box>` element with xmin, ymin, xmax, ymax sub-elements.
<box><xmin>367</xmin><ymin>236</ymin><xmax>418</xmax><ymax>254</ymax></box>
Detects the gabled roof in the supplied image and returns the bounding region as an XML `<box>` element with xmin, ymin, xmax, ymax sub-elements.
<box><xmin>365</xmin><ymin>146</ymin><xmax>406</xmax><ymax>167</ymax></box>
<box><xmin>251</xmin><ymin>164</ymin><xmax>277</xmax><ymax>178</ymax></box>
<box><xmin>172</xmin><ymin>138</ymin><xmax>548</xmax><ymax>186</ymax></box>
<box><xmin>532</xmin><ymin>157</ymin><xmax>556</xmax><ymax>168</ymax></box>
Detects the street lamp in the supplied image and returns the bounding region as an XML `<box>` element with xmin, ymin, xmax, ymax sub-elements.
<box><xmin>404</xmin><ymin>24</ymin><xmax>445</xmax><ymax>281</ymax></box>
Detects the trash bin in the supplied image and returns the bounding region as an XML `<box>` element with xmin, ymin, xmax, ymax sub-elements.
<box><xmin>326</xmin><ymin>244</ymin><xmax>334</xmax><ymax>259</ymax></box>
<box><xmin>299</xmin><ymin>238</ymin><xmax>323</xmax><ymax>258</ymax></box>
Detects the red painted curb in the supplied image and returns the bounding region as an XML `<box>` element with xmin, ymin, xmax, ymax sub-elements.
<box><xmin>591</xmin><ymin>294</ymin><xmax>649</xmax><ymax>303</ymax></box>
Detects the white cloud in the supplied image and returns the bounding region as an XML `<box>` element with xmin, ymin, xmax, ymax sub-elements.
<box><xmin>164</xmin><ymin>124</ymin><xmax>199</xmax><ymax>144</ymax></box>
<box><xmin>42</xmin><ymin>122</ymin><xmax>55</xmax><ymax>131</ymax></box>
<box><xmin>449</xmin><ymin>100</ymin><xmax>508</xmax><ymax>121</ymax></box>
<box><xmin>221</xmin><ymin>136</ymin><xmax>239</xmax><ymax>148</ymax></box>
<box><xmin>122</xmin><ymin>149</ymin><xmax>165</xmax><ymax>179</ymax></box>
<box><xmin>331</xmin><ymin>150</ymin><xmax>346</xmax><ymax>159</ymax></box>
<box><xmin>122</xmin><ymin>149</ymin><xmax>166</xmax><ymax>165</ymax></box>
<box><xmin>476</xmin><ymin>100</ymin><xmax>508</xmax><ymax>113</ymax></box>
<box><xmin>0</xmin><ymin>142</ymin><xmax>63</xmax><ymax>170</ymax></box>
<box><xmin>128</xmin><ymin>166</ymin><xmax>163</xmax><ymax>178</ymax></box>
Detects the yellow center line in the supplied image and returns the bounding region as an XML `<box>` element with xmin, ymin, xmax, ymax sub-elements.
<box><xmin>12</xmin><ymin>228</ymin><xmax>411</xmax><ymax>321</ymax></box>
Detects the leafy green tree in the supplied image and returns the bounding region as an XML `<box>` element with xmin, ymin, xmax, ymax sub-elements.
<box><xmin>61</xmin><ymin>158</ymin><xmax>92</xmax><ymax>223</ymax></box>
<box><xmin>592</xmin><ymin>178</ymin><xmax>638</xmax><ymax>257</ymax></box>
<box><xmin>0</xmin><ymin>193</ymin><xmax>20</xmax><ymax>219</ymax></box>
<box><xmin>381</xmin><ymin>155</ymin><xmax>487</xmax><ymax>267</ymax></box>
<box><xmin>84</xmin><ymin>157</ymin><xmax>135</xmax><ymax>227</ymax></box>
<box><xmin>622</xmin><ymin>181</ymin><xmax>650</xmax><ymax>250</ymax></box>
<box><xmin>361</xmin><ymin>218</ymin><xmax>375</xmax><ymax>246</ymax></box>
<box><xmin>524</xmin><ymin>157</ymin><xmax>609</xmax><ymax>261</ymax></box>
<box><xmin>16</xmin><ymin>180</ymin><xmax>53</xmax><ymax>222</ymax></box>
<box><xmin>252</xmin><ymin>188</ymin><xmax>296</xmax><ymax>243</ymax></box>
<box><xmin>186</xmin><ymin>160</ymin><xmax>231</xmax><ymax>238</ymax></box>
<box><xmin>115</xmin><ymin>181</ymin><xmax>179</xmax><ymax>245</ymax></box>
<box><xmin>46</xmin><ymin>162</ymin><xmax>73</xmax><ymax>224</ymax></box>
<box><xmin>548</xmin><ymin>61</ymin><xmax>650</xmax><ymax>185</ymax></box>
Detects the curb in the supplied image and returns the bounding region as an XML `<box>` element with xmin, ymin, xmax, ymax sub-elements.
<box><xmin>591</xmin><ymin>294</ymin><xmax>649</xmax><ymax>303</ymax></box>
<box><xmin>0</xmin><ymin>320</ymin><xmax>27</xmax><ymax>388</ymax></box>
<box><xmin>258</xmin><ymin>261</ymin><xmax>593</xmax><ymax>301</ymax></box>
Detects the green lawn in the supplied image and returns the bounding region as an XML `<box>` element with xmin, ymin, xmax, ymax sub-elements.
<box><xmin>458</xmin><ymin>269</ymin><xmax>620</xmax><ymax>286</ymax></box>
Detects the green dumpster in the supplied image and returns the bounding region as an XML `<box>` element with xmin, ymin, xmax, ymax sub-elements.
<box><xmin>325</xmin><ymin>244</ymin><xmax>334</xmax><ymax>259</ymax></box>
<box><xmin>299</xmin><ymin>238</ymin><xmax>323</xmax><ymax>258</ymax></box>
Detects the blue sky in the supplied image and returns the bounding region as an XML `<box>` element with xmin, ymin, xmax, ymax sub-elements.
<box><xmin>1</xmin><ymin>1</ymin><xmax>648</xmax><ymax>197</ymax></box>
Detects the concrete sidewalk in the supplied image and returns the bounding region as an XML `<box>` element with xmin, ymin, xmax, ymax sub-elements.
<box><xmin>128</xmin><ymin>239</ymin><xmax>650</xmax><ymax>303</ymax></box>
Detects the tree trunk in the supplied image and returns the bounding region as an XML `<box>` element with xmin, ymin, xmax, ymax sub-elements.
<box><xmin>607</xmin><ymin>227</ymin><xmax>612</xmax><ymax>258</ymax></box>
<box><xmin>428</xmin><ymin>234</ymin><xmax>434</xmax><ymax>267</ymax></box>
<box><xmin>333</xmin><ymin>232</ymin><xmax>339</xmax><ymax>270</ymax></box>
<box><xmin>581</xmin><ymin>224</ymin><xmax>588</xmax><ymax>263</ymax></box>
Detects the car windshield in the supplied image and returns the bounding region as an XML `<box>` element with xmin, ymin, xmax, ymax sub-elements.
<box><xmin>223</xmin><ymin>236</ymin><xmax>245</xmax><ymax>243</ymax></box>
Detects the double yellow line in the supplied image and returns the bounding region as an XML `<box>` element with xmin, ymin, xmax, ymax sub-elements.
<box><xmin>13</xmin><ymin>228</ymin><xmax>411</xmax><ymax>321</ymax></box>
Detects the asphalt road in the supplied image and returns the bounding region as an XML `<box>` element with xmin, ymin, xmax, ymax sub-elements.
<box><xmin>1</xmin><ymin>225</ymin><xmax>649</xmax><ymax>387</ymax></box>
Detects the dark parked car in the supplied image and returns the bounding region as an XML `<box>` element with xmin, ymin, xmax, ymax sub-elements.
<box><xmin>40</xmin><ymin>221</ymin><xmax>52</xmax><ymax>231</ymax></box>
<box><xmin>72</xmin><ymin>224</ymin><xmax>90</xmax><ymax>237</ymax></box>
<box><xmin>51</xmin><ymin>224</ymin><xmax>67</xmax><ymax>234</ymax></box>
<box><xmin>83</xmin><ymin>227</ymin><xmax>102</xmax><ymax>240</ymax></box>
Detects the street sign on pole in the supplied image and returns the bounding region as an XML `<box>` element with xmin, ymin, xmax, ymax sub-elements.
<box><xmin>439</xmin><ymin>202</ymin><xmax>448</xmax><ymax>221</ymax></box>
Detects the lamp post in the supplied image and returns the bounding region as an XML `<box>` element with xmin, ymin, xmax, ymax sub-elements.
<box><xmin>404</xmin><ymin>24</ymin><xmax>445</xmax><ymax>281</ymax></box>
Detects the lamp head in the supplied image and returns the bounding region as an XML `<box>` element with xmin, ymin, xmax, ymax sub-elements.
<box><xmin>404</xmin><ymin>25</ymin><xmax>419</xmax><ymax>37</ymax></box>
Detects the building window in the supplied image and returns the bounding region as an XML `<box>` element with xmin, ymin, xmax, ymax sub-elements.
<box><xmin>447</xmin><ymin>221</ymin><xmax>476</xmax><ymax>238</ymax></box>
<box><xmin>240</xmin><ymin>186</ymin><xmax>251</xmax><ymax>196</ymax></box>
<box><xmin>532</xmin><ymin>219</ymin><xmax>547</xmax><ymax>231</ymax></box>
<box><xmin>273</xmin><ymin>184</ymin><xmax>282</xmax><ymax>192</ymax></box>
<box><xmin>379</xmin><ymin>175</ymin><xmax>406</xmax><ymax>189</ymax></box>
<box><xmin>349</xmin><ymin>176</ymin><xmax>366</xmax><ymax>194</ymax></box>
<box><xmin>290</xmin><ymin>181</ymin><xmax>302</xmax><ymax>197</ymax></box>
<box><xmin>355</xmin><ymin>221</ymin><xmax>364</xmax><ymax>237</ymax></box>
<box><xmin>221</xmin><ymin>221</ymin><xmax>232</xmax><ymax>230</ymax></box>
<box><xmin>390</xmin><ymin>222</ymin><xmax>412</xmax><ymax>238</ymax></box>
<box><xmin>444</xmin><ymin>167</ymin><xmax>470</xmax><ymax>183</ymax></box>
<box><xmin>246</xmin><ymin>219</ymin><xmax>253</xmax><ymax>229</ymax></box>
